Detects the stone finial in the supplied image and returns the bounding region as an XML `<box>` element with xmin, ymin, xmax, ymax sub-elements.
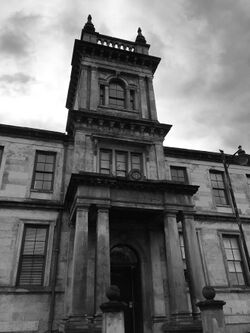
<box><xmin>202</xmin><ymin>286</ymin><xmax>216</xmax><ymax>300</ymax></box>
<box><xmin>135</xmin><ymin>27</ymin><xmax>146</xmax><ymax>44</ymax></box>
<box><xmin>83</xmin><ymin>14</ymin><xmax>95</xmax><ymax>33</ymax></box>
<box><xmin>106</xmin><ymin>285</ymin><xmax>120</xmax><ymax>301</ymax></box>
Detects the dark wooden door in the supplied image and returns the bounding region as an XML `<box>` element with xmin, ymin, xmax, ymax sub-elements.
<box><xmin>111</xmin><ymin>247</ymin><xmax>143</xmax><ymax>333</ymax></box>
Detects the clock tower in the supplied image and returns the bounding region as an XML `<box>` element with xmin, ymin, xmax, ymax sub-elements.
<box><xmin>62</xmin><ymin>16</ymin><xmax>201</xmax><ymax>333</ymax></box>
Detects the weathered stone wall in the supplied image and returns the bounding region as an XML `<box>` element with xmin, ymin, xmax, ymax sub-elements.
<box><xmin>0</xmin><ymin>136</ymin><xmax>72</xmax><ymax>333</ymax></box>
<box><xmin>165</xmin><ymin>155</ymin><xmax>250</xmax><ymax>332</ymax></box>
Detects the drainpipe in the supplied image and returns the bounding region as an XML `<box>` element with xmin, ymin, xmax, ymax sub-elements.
<box><xmin>47</xmin><ymin>139</ymin><xmax>69</xmax><ymax>332</ymax></box>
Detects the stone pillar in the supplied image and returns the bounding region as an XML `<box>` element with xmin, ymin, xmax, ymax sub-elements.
<box><xmin>181</xmin><ymin>213</ymin><xmax>205</xmax><ymax>313</ymax></box>
<box><xmin>100</xmin><ymin>286</ymin><xmax>126</xmax><ymax>333</ymax></box>
<box><xmin>90</xmin><ymin>66</ymin><xmax>99</xmax><ymax>110</ymax></box>
<box><xmin>96</xmin><ymin>206</ymin><xmax>110</xmax><ymax>313</ymax></box>
<box><xmin>163</xmin><ymin>211</ymin><xmax>189</xmax><ymax>316</ymax></box>
<box><xmin>70</xmin><ymin>206</ymin><xmax>89</xmax><ymax>315</ymax></box>
<box><xmin>146</xmin><ymin>76</ymin><xmax>158</xmax><ymax>120</ymax></box>
<box><xmin>197</xmin><ymin>287</ymin><xmax>226</xmax><ymax>333</ymax></box>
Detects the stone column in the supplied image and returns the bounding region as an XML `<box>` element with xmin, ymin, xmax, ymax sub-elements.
<box><xmin>95</xmin><ymin>206</ymin><xmax>110</xmax><ymax>313</ymax></box>
<box><xmin>181</xmin><ymin>213</ymin><xmax>205</xmax><ymax>313</ymax></box>
<box><xmin>146</xmin><ymin>76</ymin><xmax>158</xmax><ymax>120</ymax></box>
<box><xmin>197</xmin><ymin>287</ymin><xmax>226</xmax><ymax>333</ymax></box>
<box><xmin>70</xmin><ymin>206</ymin><xmax>89</xmax><ymax>316</ymax></box>
<box><xmin>163</xmin><ymin>211</ymin><xmax>189</xmax><ymax>316</ymax></box>
<box><xmin>90</xmin><ymin>66</ymin><xmax>99</xmax><ymax>110</ymax></box>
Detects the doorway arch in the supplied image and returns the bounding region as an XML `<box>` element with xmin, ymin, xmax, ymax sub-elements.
<box><xmin>110</xmin><ymin>245</ymin><xmax>143</xmax><ymax>333</ymax></box>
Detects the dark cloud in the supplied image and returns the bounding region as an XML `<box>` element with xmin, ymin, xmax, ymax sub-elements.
<box><xmin>0</xmin><ymin>72</ymin><xmax>36</xmax><ymax>95</ymax></box>
<box><xmin>0</xmin><ymin>11</ymin><xmax>41</xmax><ymax>58</ymax></box>
<box><xmin>0</xmin><ymin>73</ymin><xmax>35</xmax><ymax>84</ymax></box>
<box><xmin>0</xmin><ymin>29</ymin><xmax>31</xmax><ymax>57</ymax></box>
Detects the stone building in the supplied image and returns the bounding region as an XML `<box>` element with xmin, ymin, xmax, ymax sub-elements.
<box><xmin>0</xmin><ymin>15</ymin><xmax>250</xmax><ymax>333</ymax></box>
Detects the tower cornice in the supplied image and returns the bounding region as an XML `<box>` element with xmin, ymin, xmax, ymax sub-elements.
<box><xmin>66</xmin><ymin>109</ymin><xmax>171</xmax><ymax>141</ymax></box>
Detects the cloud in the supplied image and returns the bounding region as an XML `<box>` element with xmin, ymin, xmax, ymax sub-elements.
<box><xmin>0</xmin><ymin>11</ymin><xmax>41</xmax><ymax>58</ymax></box>
<box><xmin>0</xmin><ymin>29</ymin><xmax>31</xmax><ymax>57</ymax></box>
<box><xmin>0</xmin><ymin>72</ymin><xmax>36</xmax><ymax>95</ymax></box>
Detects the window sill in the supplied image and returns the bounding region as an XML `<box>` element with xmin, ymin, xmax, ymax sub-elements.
<box><xmin>214</xmin><ymin>286</ymin><xmax>250</xmax><ymax>293</ymax></box>
<box><xmin>30</xmin><ymin>189</ymin><xmax>54</xmax><ymax>194</ymax></box>
<box><xmin>98</xmin><ymin>105</ymin><xmax>138</xmax><ymax>113</ymax></box>
<box><xmin>0</xmin><ymin>286</ymin><xmax>64</xmax><ymax>294</ymax></box>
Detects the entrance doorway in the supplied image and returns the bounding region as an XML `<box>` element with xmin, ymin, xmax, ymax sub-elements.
<box><xmin>110</xmin><ymin>245</ymin><xmax>143</xmax><ymax>333</ymax></box>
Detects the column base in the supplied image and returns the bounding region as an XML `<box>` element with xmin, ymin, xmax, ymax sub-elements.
<box><xmin>162</xmin><ymin>314</ymin><xmax>202</xmax><ymax>333</ymax></box>
<box><xmin>59</xmin><ymin>315</ymin><xmax>102</xmax><ymax>333</ymax></box>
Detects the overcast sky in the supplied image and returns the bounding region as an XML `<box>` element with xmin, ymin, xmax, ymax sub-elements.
<box><xmin>0</xmin><ymin>0</ymin><xmax>250</xmax><ymax>154</ymax></box>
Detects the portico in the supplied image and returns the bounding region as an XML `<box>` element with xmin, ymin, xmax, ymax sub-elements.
<box><xmin>61</xmin><ymin>172</ymin><xmax>204</xmax><ymax>333</ymax></box>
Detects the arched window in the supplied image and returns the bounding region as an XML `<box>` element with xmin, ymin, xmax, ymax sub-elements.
<box><xmin>109</xmin><ymin>80</ymin><xmax>125</xmax><ymax>108</ymax></box>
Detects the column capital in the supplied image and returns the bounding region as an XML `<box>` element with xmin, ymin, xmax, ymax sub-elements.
<box><xmin>76</xmin><ymin>204</ymin><xmax>90</xmax><ymax>211</ymax></box>
<box><xmin>163</xmin><ymin>209</ymin><xmax>178</xmax><ymax>219</ymax></box>
<box><xmin>97</xmin><ymin>204</ymin><xmax>110</xmax><ymax>213</ymax></box>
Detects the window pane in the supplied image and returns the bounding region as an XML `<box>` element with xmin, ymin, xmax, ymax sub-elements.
<box><xmin>170</xmin><ymin>166</ymin><xmax>187</xmax><ymax>183</ymax></box>
<box><xmin>17</xmin><ymin>226</ymin><xmax>48</xmax><ymax>286</ymax></box>
<box><xmin>223</xmin><ymin>235</ymin><xmax>246</xmax><ymax>286</ymax></box>
<box><xmin>210</xmin><ymin>171</ymin><xmax>228</xmax><ymax>205</ymax></box>
<box><xmin>109</xmin><ymin>81</ymin><xmax>125</xmax><ymax>108</ymax></box>
<box><xmin>32</xmin><ymin>152</ymin><xmax>56</xmax><ymax>191</ymax></box>
<box><xmin>100</xmin><ymin>150</ymin><xmax>111</xmax><ymax>174</ymax></box>
<box><xmin>131</xmin><ymin>154</ymin><xmax>142</xmax><ymax>171</ymax></box>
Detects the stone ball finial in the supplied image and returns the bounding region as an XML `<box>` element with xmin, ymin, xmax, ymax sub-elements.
<box><xmin>83</xmin><ymin>14</ymin><xmax>95</xmax><ymax>33</ymax></box>
<box><xmin>135</xmin><ymin>27</ymin><xmax>146</xmax><ymax>44</ymax></box>
<box><xmin>106</xmin><ymin>285</ymin><xmax>120</xmax><ymax>301</ymax></box>
<box><xmin>202</xmin><ymin>286</ymin><xmax>216</xmax><ymax>300</ymax></box>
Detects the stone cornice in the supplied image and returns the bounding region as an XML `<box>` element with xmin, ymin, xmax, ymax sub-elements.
<box><xmin>195</xmin><ymin>212</ymin><xmax>250</xmax><ymax>223</ymax></box>
<box><xmin>66</xmin><ymin>109</ymin><xmax>171</xmax><ymax>141</ymax></box>
<box><xmin>0</xmin><ymin>199</ymin><xmax>63</xmax><ymax>210</ymax></box>
<box><xmin>0</xmin><ymin>123</ymin><xmax>70</xmax><ymax>143</ymax></box>
<box><xmin>64</xmin><ymin>172</ymin><xmax>199</xmax><ymax>210</ymax></box>
<box><xmin>66</xmin><ymin>39</ymin><xmax>161</xmax><ymax>109</ymax></box>
<box><xmin>164</xmin><ymin>146</ymin><xmax>250</xmax><ymax>167</ymax></box>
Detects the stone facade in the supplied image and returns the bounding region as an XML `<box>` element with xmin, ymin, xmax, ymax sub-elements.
<box><xmin>0</xmin><ymin>16</ymin><xmax>250</xmax><ymax>333</ymax></box>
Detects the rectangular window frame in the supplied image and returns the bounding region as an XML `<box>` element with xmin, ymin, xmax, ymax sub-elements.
<box><xmin>210</xmin><ymin>170</ymin><xmax>229</xmax><ymax>206</ymax></box>
<box><xmin>99</xmin><ymin>84</ymin><xmax>105</xmax><ymax>105</ymax></box>
<box><xmin>100</xmin><ymin>149</ymin><xmax>112</xmax><ymax>175</ymax></box>
<box><xmin>131</xmin><ymin>152</ymin><xmax>143</xmax><ymax>172</ymax></box>
<box><xmin>14</xmin><ymin>220</ymin><xmax>55</xmax><ymax>289</ymax></box>
<box><xmin>170</xmin><ymin>166</ymin><xmax>189</xmax><ymax>184</ymax></box>
<box><xmin>115</xmin><ymin>150</ymin><xmax>128</xmax><ymax>177</ymax></box>
<box><xmin>246</xmin><ymin>174</ymin><xmax>250</xmax><ymax>188</ymax></box>
<box><xmin>98</xmin><ymin>148</ymin><xmax>144</xmax><ymax>177</ymax></box>
<box><xmin>31</xmin><ymin>151</ymin><xmax>56</xmax><ymax>192</ymax></box>
<box><xmin>219</xmin><ymin>232</ymin><xmax>250</xmax><ymax>287</ymax></box>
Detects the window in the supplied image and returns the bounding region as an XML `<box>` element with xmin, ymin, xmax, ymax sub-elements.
<box><xmin>246</xmin><ymin>175</ymin><xmax>250</xmax><ymax>188</ymax></box>
<box><xmin>109</xmin><ymin>81</ymin><xmax>125</xmax><ymax>108</ymax></box>
<box><xmin>99</xmin><ymin>149</ymin><xmax>143</xmax><ymax>177</ymax></box>
<box><xmin>17</xmin><ymin>225</ymin><xmax>49</xmax><ymax>286</ymax></box>
<box><xmin>100</xmin><ymin>85</ymin><xmax>105</xmax><ymax>105</ymax></box>
<box><xmin>116</xmin><ymin>151</ymin><xmax>127</xmax><ymax>177</ymax></box>
<box><xmin>32</xmin><ymin>151</ymin><xmax>56</xmax><ymax>191</ymax></box>
<box><xmin>129</xmin><ymin>90</ymin><xmax>135</xmax><ymax>109</ymax></box>
<box><xmin>210</xmin><ymin>170</ymin><xmax>229</xmax><ymax>205</ymax></box>
<box><xmin>100</xmin><ymin>149</ymin><xmax>112</xmax><ymax>175</ymax></box>
<box><xmin>179</xmin><ymin>233</ymin><xmax>188</xmax><ymax>282</ymax></box>
<box><xmin>131</xmin><ymin>153</ymin><xmax>142</xmax><ymax>171</ymax></box>
<box><xmin>222</xmin><ymin>235</ymin><xmax>247</xmax><ymax>286</ymax></box>
<box><xmin>170</xmin><ymin>166</ymin><xmax>188</xmax><ymax>183</ymax></box>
